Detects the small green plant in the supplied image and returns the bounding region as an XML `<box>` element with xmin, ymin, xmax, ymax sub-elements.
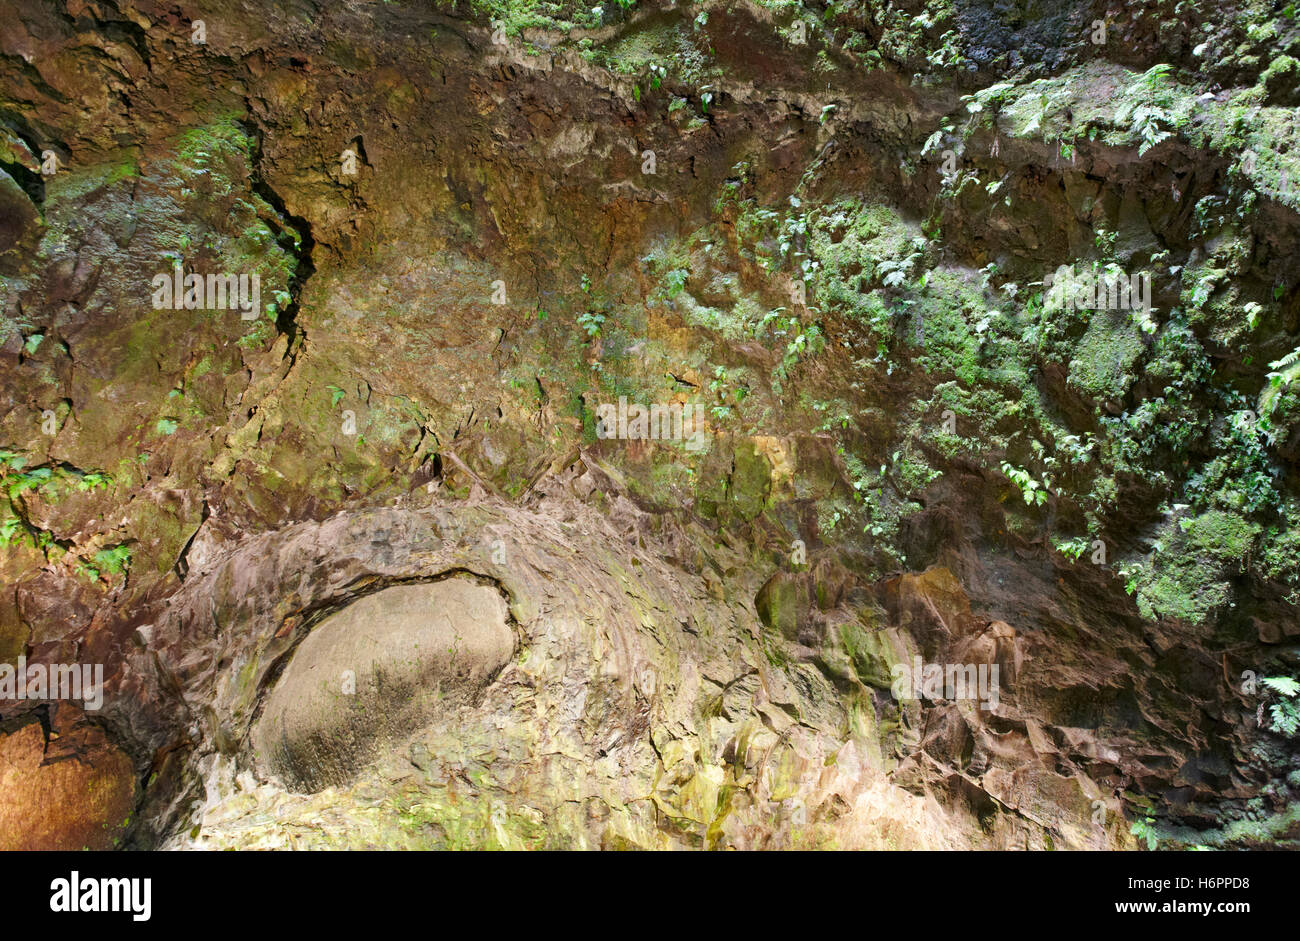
<box><xmin>706</xmin><ymin>365</ymin><xmax>747</xmax><ymax>421</ymax></box>
<box><xmin>1243</xmin><ymin>301</ymin><xmax>1263</xmax><ymax>331</ymax></box>
<box><xmin>577</xmin><ymin>311</ymin><xmax>606</xmax><ymax>339</ymax></box>
<box><xmin>1262</xmin><ymin>345</ymin><xmax>1300</xmax><ymax>416</ymax></box>
<box><xmin>0</xmin><ymin>517</ymin><xmax>23</xmax><ymax>547</ymax></box>
<box><xmin>774</xmin><ymin>321</ymin><xmax>825</xmax><ymax>381</ymax></box>
<box><xmin>93</xmin><ymin>545</ymin><xmax>132</xmax><ymax>576</ymax></box>
<box><xmin>76</xmin><ymin>544</ymin><xmax>132</xmax><ymax>582</ymax></box>
<box><xmin>754</xmin><ymin>307</ymin><xmax>785</xmax><ymax>337</ymax></box>
<box><xmin>663</xmin><ymin>268</ymin><xmax>688</xmax><ymax>296</ymax></box>
<box><xmin>777</xmin><ymin>196</ymin><xmax>808</xmax><ymax>259</ymax></box>
<box><xmin>1262</xmin><ymin>676</ymin><xmax>1300</xmax><ymax>736</ymax></box>
<box><xmin>1001</xmin><ymin>461</ymin><xmax>1051</xmax><ymax>506</ymax></box>
<box><xmin>878</xmin><ymin>259</ymin><xmax>909</xmax><ymax>288</ymax></box>
<box><xmin>1119</xmin><ymin>562</ymin><xmax>1144</xmax><ymax>595</ymax></box>
<box><xmin>155</xmin><ymin>418</ymin><xmax>179</xmax><ymax>435</ymax></box>
<box><xmin>1131</xmin><ymin>815</ymin><xmax>1159</xmax><ymax>850</ymax></box>
<box><xmin>326</xmin><ymin>384</ymin><xmax>346</xmax><ymax>407</ymax></box>
<box><xmin>76</xmin><ymin>472</ymin><xmax>111</xmax><ymax>492</ymax></box>
<box><xmin>1053</xmin><ymin>536</ymin><xmax>1091</xmax><ymax>561</ymax></box>
<box><xmin>1116</xmin><ymin>65</ymin><xmax>1175</xmax><ymax>156</ymax></box>
<box><xmin>5</xmin><ymin>466</ymin><xmax>53</xmax><ymax>499</ymax></box>
<box><xmin>1056</xmin><ymin>433</ymin><xmax>1095</xmax><ymax>465</ymax></box>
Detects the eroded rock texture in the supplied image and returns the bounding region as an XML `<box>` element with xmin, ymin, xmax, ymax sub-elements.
<box><xmin>253</xmin><ymin>578</ymin><xmax>516</xmax><ymax>791</ymax></box>
<box><xmin>2</xmin><ymin>0</ymin><xmax>1299</xmax><ymax>849</ymax></box>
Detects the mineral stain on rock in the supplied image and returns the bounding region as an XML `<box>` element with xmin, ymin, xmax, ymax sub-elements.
<box><xmin>0</xmin><ymin>713</ymin><xmax>135</xmax><ymax>851</ymax></box>
<box><xmin>253</xmin><ymin>579</ymin><xmax>515</xmax><ymax>792</ymax></box>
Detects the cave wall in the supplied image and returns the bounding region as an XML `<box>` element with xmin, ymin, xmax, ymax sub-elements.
<box><xmin>1</xmin><ymin>0</ymin><xmax>1298</xmax><ymax>849</ymax></box>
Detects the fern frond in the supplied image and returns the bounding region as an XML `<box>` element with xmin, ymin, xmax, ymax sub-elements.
<box><xmin>1270</xmin><ymin>346</ymin><xmax>1300</xmax><ymax>371</ymax></box>
<box><xmin>1269</xmin><ymin>703</ymin><xmax>1299</xmax><ymax>736</ymax></box>
<box><xmin>1262</xmin><ymin>676</ymin><xmax>1300</xmax><ymax>697</ymax></box>
<box><xmin>1261</xmin><ymin>346</ymin><xmax>1300</xmax><ymax>415</ymax></box>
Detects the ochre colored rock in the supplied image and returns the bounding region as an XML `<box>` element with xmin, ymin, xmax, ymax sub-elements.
<box><xmin>0</xmin><ymin>718</ymin><xmax>135</xmax><ymax>850</ymax></box>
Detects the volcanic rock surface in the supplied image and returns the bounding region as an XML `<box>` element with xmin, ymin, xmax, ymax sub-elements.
<box><xmin>2</xmin><ymin>0</ymin><xmax>1299</xmax><ymax>849</ymax></box>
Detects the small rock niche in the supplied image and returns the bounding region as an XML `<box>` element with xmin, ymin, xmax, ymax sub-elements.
<box><xmin>251</xmin><ymin>578</ymin><xmax>514</xmax><ymax>792</ymax></box>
